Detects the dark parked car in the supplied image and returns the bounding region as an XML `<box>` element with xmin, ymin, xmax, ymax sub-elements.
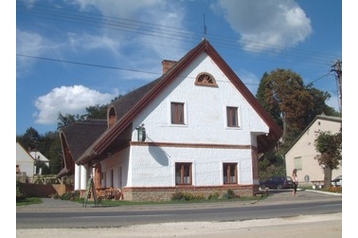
<box><xmin>260</xmin><ymin>176</ymin><xmax>294</xmax><ymax>189</ymax></box>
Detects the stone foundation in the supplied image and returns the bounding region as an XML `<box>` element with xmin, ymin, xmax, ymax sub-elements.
<box><xmin>121</xmin><ymin>185</ymin><xmax>260</xmax><ymax>202</ymax></box>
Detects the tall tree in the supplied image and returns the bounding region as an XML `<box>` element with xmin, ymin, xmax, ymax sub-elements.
<box><xmin>57</xmin><ymin>113</ymin><xmax>85</xmax><ymax>130</ymax></box>
<box><xmin>256</xmin><ymin>72</ymin><xmax>282</xmax><ymax>128</ymax></box>
<box><xmin>256</xmin><ymin>69</ymin><xmax>340</xmax><ymax>179</ymax></box>
<box><xmin>85</xmin><ymin>104</ymin><xmax>108</xmax><ymax>119</ymax></box>
<box><xmin>256</xmin><ymin>69</ymin><xmax>336</xmax><ymax>152</ymax></box>
<box><xmin>17</xmin><ymin>128</ymin><xmax>62</xmax><ymax>175</ymax></box>
<box><xmin>314</xmin><ymin>129</ymin><xmax>342</xmax><ymax>188</ymax></box>
<box><xmin>57</xmin><ymin>102</ymin><xmax>110</xmax><ymax>130</ymax></box>
<box><xmin>46</xmin><ymin>132</ymin><xmax>63</xmax><ymax>174</ymax></box>
<box><xmin>16</xmin><ymin>127</ymin><xmax>41</xmax><ymax>151</ymax></box>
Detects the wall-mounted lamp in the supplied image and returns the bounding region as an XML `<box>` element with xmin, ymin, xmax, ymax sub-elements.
<box><xmin>135</xmin><ymin>124</ymin><xmax>146</xmax><ymax>142</ymax></box>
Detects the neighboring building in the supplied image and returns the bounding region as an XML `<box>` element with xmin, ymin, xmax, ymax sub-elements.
<box><xmin>284</xmin><ymin>115</ymin><xmax>342</xmax><ymax>184</ymax></box>
<box><xmin>16</xmin><ymin>142</ymin><xmax>51</xmax><ymax>182</ymax></box>
<box><xmin>16</xmin><ymin>142</ymin><xmax>35</xmax><ymax>182</ymax></box>
<box><xmin>30</xmin><ymin>150</ymin><xmax>50</xmax><ymax>174</ymax></box>
<box><xmin>57</xmin><ymin>39</ymin><xmax>282</xmax><ymax>201</ymax></box>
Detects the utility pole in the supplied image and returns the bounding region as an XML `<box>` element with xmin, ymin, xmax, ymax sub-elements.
<box><xmin>331</xmin><ymin>60</ymin><xmax>342</xmax><ymax>113</ymax></box>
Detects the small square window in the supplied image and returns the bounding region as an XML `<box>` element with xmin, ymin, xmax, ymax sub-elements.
<box><xmin>223</xmin><ymin>163</ymin><xmax>237</xmax><ymax>184</ymax></box>
<box><xmin>171</xmin><ymin>102</ymin><xmax>185</xmax><ymax>124</ymax></box>
<box><xmin>175</xmin><ymin>162</ymin><xmax>192</xmax><ymax>185</ymax></box>
<box><xmin>227</xmin><ymin>107</ymin><xmax>239</xmax><ymax>127</ymax></box>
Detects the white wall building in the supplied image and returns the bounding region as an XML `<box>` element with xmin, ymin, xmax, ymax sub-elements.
<box><xmin>58</xmin><ymin>39</ymin><xmax>282</xmax><ymax>201</ymax></box>
<box><xmin>285</xmin><ymin>115</ymin><xmax>342</xmax><ymax>185</ymax></box>
<box><xmin>16</xmin><ymin>142</ymin><xmax>34</xmax><ymax>181</ymax></box>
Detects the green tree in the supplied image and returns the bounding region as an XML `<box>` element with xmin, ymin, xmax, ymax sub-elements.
<box><xmin>256</xmin><ymin>72</ymin><xmax>282</xmax><ymax>128</ymax></box>
<box><xmin>85</xmin><ymin>104</ymin><xmax>108</xmax><ymax>119</ymax></box>
<box><xmin>57</xmin><ymin>113</ymin><xmax>85</xmax><ymax>130</ymax></box>
<box><xmin>57</xmin><ymin>102</ymin><xmax>110</xmax><ymax>130</ymax></box>
<box><xmin>16</xmin><ymin>127</ymin><xmax>41</xmax><ymax>151</ymax></box>
<box><xmin>259</xmin><ymin>150</ymin><xmax>286</xmax><ymax>180</ymax></box>
<box><xmin>256</xmin><ymin>69</ymin><xmax>340</xmax><ymax>178</ymax></box>
<box><xmin>43</xmin><ymin>131</ymin><xmax>63</xmax><ymax>174</ymax></box>
<box><xmin>256</xmin><ymin>69</ymin><xmax>337</xmax><ymax>152</ymax></box>
<box><xmin>314</xmin><ymin>128</ymin><xmax>342</xmax><ymax>188</ymax></box>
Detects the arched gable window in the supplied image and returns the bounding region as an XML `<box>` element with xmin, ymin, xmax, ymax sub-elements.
<box><xmin>195</xmin><ymin>72</ymin><xmax>218</xmax><ymax>87</ymax></box>
<box><xmin>108</xmin><ymin>107</ymin><xmax>117</xmax><ymax>128</ymax></box>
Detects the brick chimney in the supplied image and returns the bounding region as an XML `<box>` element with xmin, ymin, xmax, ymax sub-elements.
<box><xmin>162</xmin><ymin>60</ymin><xmax>177</xmax><ymax>74</ymax></box>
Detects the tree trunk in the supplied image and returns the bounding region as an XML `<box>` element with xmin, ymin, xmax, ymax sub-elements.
<box><xmin>323</xmin><ymin>166</ymin><xmax>332</xmax><ymax>189</ymax></box>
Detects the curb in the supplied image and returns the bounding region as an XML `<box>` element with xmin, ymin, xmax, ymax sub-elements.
<box><xmin>305</xmin><ymin>189</ymin><xmax>342</xmax><ymax>196</ymax></box>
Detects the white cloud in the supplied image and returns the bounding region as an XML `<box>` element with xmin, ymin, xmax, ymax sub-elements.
<box><xmin>213</xmin><ymin>0</ymin><xmax>312</xmax><ymax>53</ymax></box>
<box><xmin>68</xmin><ymin>0</ymin><xmax>189</xmax><ymax>58</ymax></box>
<box><xmin>16</xmin><ymin>30</ymin><xmax>47</xmax><ymax>72</ymax></box>
<box><xmin>67</xmin><ymin>32</ymin><xmax>121</xmax><ymax>54</ymax></box>
<box><xmin>136</xmin><ymin>3</ymin><xmax>190</xmax><ymax>60</ymax></box>
<box><xmin>16</xmin><ymin>29</ymin><xmax>66</xmax><ymax>76</ymax></box>
<box><xmin>33</xmin><ymin>85</ymin><xmax>118</xmax><ymax>125</ymax></box>
<box><xmin>70</xmin><ymin>0</ymin><xmax>164</xmax><ymax>18</ymax></box>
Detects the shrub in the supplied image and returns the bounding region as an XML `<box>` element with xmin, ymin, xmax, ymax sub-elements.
<box><xmin>208</xmin><ymin>192</ymin><xmax>220</xmax><ymax>200</ymax></box>
<box><xmin>222</xmin><ymin>189</ymin><xmax>236</xmax><ymax>199</ymax></box>
<box><xmin>16</xmin><ymin>181</ymin><xmax>26</xmax><ymax>202</ymax></box>
<box><xmin>60</xmin><ymin>190</ymin><xmax>81</xmax><ymax>201</ymax></box>
<box><xmin>171</xmin><ymin>192</ymin><xmax>205</xmax><ymax>201</ymax></box>
<box><xmin>326</xmin><ymin>186</ymin><xmax>342</xmax><ymax>193</ymax></box>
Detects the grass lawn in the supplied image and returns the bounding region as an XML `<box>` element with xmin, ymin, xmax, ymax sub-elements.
<box><xmin>16</xmin><ymin>197</ymin><xmax>42</xmax><ymax>206</ymax></box>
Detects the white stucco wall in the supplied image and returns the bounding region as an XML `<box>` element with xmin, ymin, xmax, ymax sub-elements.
<box><xmin>16</xmin><ymin>142</ymin><xmax>34</xmax><ymax>177</ymax></box>
<box><xmin>133</xmin><ymin>53</ymin><xmax>269</xmax><ymax>145</ymax></box>
<box><xmin>101</xmin><ymin>148</ymin><xmax>129</xmax><ymax>188</ymax></box>
<box><xmin>124</xmin><ymin>52</ymin><xmax>270</xmax><ymax>188</ymax></box>
<box><xmin>129</xmin><ymin>145</ymin><xmax>254</xmax><ymax>187</ymax></box>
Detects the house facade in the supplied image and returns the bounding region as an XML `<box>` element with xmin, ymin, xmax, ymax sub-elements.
<box><xmin>284</xmin><ymin>115</ymin><xmax>342</xmax><ymax>184</ymax></box>
<box><xmin>16</xmin><ymin>142</ymin><xmax>35</xmax><ymax>182</ymax></box>
<box><xmin>30</xmin><ymin>150</ymin><xmax>50</xmax><ymax>175</ymax></box>
<box><xmin>58</xmin><ymin>39</ymin><xmax>282</xmax><ymax>201</ymax></box>
<box><xmin>16</xmin><ymin>142</ymin><xmax>51</xmax><ymax>182</ymax></box>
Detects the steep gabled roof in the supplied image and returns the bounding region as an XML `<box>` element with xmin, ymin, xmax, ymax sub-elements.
<box><xmin>76</xmin><ymin>39</ymin><xmax>283</xmax><ymax>164</ymax></box>
<box><xmin>16</xmin><ymin>142</ymin><xmax>35</xmax><ymax>162</ymax></box>
<box><xmin>29</xmin><ymin>151</ymin><xmax>49</xmax><ymax>162</ymax></box>
<box><xmin>57</xmin><ymin>119</ymin><xmax>107</xmax><ymax>177</ymax></box>
<box><xmin>284</xmin><ymin>114</ymin><xmax>342</xmax><ymax>155</ymax></box>
<box><xmin>110</xmin><ymin>77</ymin><xmax>163</xmax><ymax>121</ymax></box>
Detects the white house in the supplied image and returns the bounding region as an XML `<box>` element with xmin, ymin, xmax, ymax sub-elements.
<box><xmin>29</xmin><ymin>150</ymin><xmax>50</xmax><ymax>174</ymax></box>
<box><xmin>57</xmin><ymin>39</ymin><xmax>282</xmax><ymax>201</ymax></box>
<box><xmin>16</xmin><ymin>142</ymin><xmax>35</xmax><ymax>182</ymax></box>
<box><xmin>284</xmin><ymin>115</ymin><xmax>342</xmax><ymax>185</ymax></box>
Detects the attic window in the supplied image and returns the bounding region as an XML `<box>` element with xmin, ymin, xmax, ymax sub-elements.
<box><xmin>195</xmin><ymin>72</ymin><xmax>217</xmax><ymax>87</ymax></box>
<box><xmin>108</xmin><ymin>107</ymin><xmax>116</xmax><ymax>128</ymax></box>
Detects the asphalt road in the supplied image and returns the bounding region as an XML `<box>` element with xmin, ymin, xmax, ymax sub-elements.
<box><xmin>16</xmin><ymin>189</ymin><xmax>343</xmax><ymax>238</ymax></box>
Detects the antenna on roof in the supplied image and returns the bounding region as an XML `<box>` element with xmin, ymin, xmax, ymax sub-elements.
<box><xmin>203</xmin><ymin>13</ymin><xmax>207</xmax><ymax>40</ymax></box>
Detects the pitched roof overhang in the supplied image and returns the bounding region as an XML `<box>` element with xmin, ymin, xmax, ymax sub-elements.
<box><xmin>57</xmin><ymin>120</ymin><xmax>108</xmax><ymax>174</ymax></box>
<box><xmin>76</xmin><ymin>39</ymin><xmax>283</xmax><ymax>164</ymax></box>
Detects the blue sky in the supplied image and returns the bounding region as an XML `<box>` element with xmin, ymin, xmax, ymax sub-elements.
<box><xmin>15</xmin><ymin>0</ymin><xmax>343</xmax><ymax>136</ymax></box>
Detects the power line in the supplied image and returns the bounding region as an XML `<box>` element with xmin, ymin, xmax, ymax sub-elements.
<box><xmin>16</xmin><ymin>54</ymin><xmax>161</xmax><ymax>76</ymax></box>
<box><xmin>16</xmin><ymin>1</ymin><xmax>340</xmax><ymax>68</ymax></box>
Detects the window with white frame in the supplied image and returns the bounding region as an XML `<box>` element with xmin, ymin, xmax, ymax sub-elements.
<box><xmin>175</xmin><ymin>162</ymin><xmax>192</xmax><ymax>185</ymax></box>
<box><xmin>223</xmin><ymin>163</ymin><xmax>237</xmax><ymax>184</ymax></box>
<box><xmin>226</xmin><ymin>106</ymin><xmax>239</xmax><ymax>128</ymax></box>
<box><xmin>171</xmin><ymin>102</ymin><xmax>185</xmax><ymax>125</ymax></box>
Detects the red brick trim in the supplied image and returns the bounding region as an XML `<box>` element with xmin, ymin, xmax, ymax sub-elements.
<box><xmin>130</xmin><ymin>141</ymin><xmax>251</xmax><ymax>149</ymax></box>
